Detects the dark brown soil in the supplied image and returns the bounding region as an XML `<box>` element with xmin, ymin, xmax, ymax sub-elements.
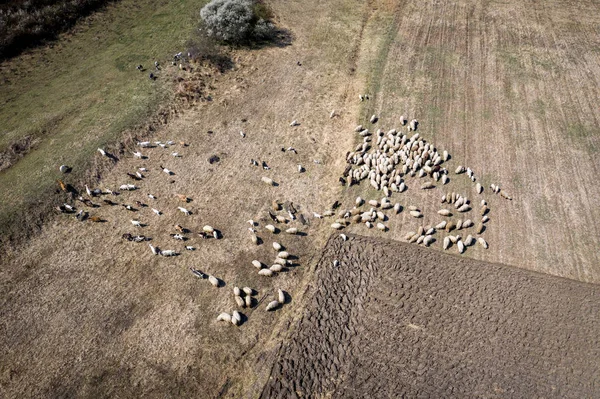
<box><xmin>260</xmin><ymin>235</ymin><xmax>600</xmax><ymax>398</ymax></box>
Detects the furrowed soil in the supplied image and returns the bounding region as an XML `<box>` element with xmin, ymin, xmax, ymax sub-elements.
<box><xmin>1</xmin><ymin>0</ymin><xmax>600</xmax><ymax>397</ymax></box>
<box><xmin>261</xmin><ymin>234</ymin><xmax>600</xmax><ymax>398</ymax></box>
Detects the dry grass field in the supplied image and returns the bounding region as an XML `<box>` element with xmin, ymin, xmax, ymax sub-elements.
<box><xmin>1</xmin><ymin>0</ymin><xmax>600</xmax><ymax>397</ymax></box>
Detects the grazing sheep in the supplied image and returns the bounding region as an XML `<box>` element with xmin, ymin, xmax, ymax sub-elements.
<box><xmin>457</xmin><ymin>204</ymin><xmax>471</xmax><ymax>212</ymax></box>
<box><xmin>252</xmin><ymin>260</ymin><xmax>263</xmax><ymax>269</ymax></box>
<box><xmin>410</xmin><ymin>210</ymin><xmax>422</xmax><ymax>218</ymax></box>
<box><xmin>178</xmin><ymin>207</ymin><xmax>191</xmax><ymax>215</ymax></box>
<box><xmin>462</xmin><ymin>219</ymin><xmax>473</xmax><ymax>228</ymax></box>
<box><xmin>275</xmin><ymin>215</ymin><xmax>287</xmax><ymax>224</ymax></box>
<box><xmin>438</xmin><ymin>209</ymin><xmax>452</xmax><ymax>216</ymax></box>
<box><xmin>435</xmin><ymin>221</ymin><xmax>447</xmax><ymax>229</ymax></box>
<box><xmin>233</xmin><ymin>287</ymin><xmax>241</xmax><ymax>298</ymax></box>
<box><xmin>149</xmin><ymin>243</ymin><xmax>159</xmax><ymax>255</ymax></box>
<box><xmin>476</xmin><ymin>183</ymin><xmax>483</xmax><ymax>194</ymax></box>
<box><xmin>478</xmin><ymin>237</ymin><xmax>489</xmax><ymax>249</ymax></box>
<box><xmin>97</xmin><ymin>148</ymin><xmax>107</xmax><ymax>157</ymax></box>
<box><xmin>457</xmin><ymin>240</ymin><xmax>465</xmax><ymax>253</ymax></box>
<box><xmin>266</xmin><ymin>300</ymin><xmax>279</xmax><ymax>311</ymax></box>
<box><xmin>393</xmin><ymin>203</ymin><xmax>402</xmax><ymax>214</ymax></box>
<box><xmin>250</xmin><ymin>233</ymin><xmax>259</xmax><ymax>245</ymax></box>
<box><xmin>340</xmin><ymin>234</ymin><xmax>348</xmax><ymax>241</ymax></box>
<box><xmin>355</xmin><ymin>125</ymin><xmax>364</xmax><ymax>132</ymax></box>
<box><xmin>235</xmin><ymin>295</ymin><xmax>245</xmax><ymax>307</ymax></box>
<box><xmin>243</xmin><ymin>287</ymin><xmax>253</xmax><ymax>295</ymax></box>
<box><xmin>277</xmin><ymin>289</ymin><xmax>285</xmax><ymax>304</ymax></box>
<box><xmin>423</xmin><ymin>235</ymin><xmax>434</xmax><ymax>246</ymax></box>
<box><xmin>274</xmin><ymin>258</ymin><xmax>287</xmax><ymax>266</ymax></box>
<box><xmin>331</xmin><ymin>222</ymin><xmax>343</xmax><ymax>230</ymax></box>
<box><xmin>455</xmin><ymin>165</ymin><xmax>465</xmax><ymax>174</ymax></box>
<box><xmin>456</xmin><ymin>220</ymin><xmax>463</xmax><ymax>230</ymax></box>
<box><xmin>421</xmin><ymin>181</ymin><xmax>435</xmax><ymax>189</ymax></box>
<box><xmin>273</xmin><ymin>242</ymin><xmax>282</xmax><ymax>251</ymax></box>
<box><xmin>203</xmin><ymin>225</ymin><xmax>215</xmax><ymax>233</ymax></box>
<box><xmin>480</xmin><ymin>205</ymin><xmax>489</xmax><ymax>216</ymax></box>
<box><xmin>441</xmin><ymin>175</ymin><xmax>449</xmax><ymax>185</ymax></box>
<box><xmin>278</xmin><ymin>251</ymin><xmax>289</xmax><ymax>259</ymax></box>
<box><xmin>262</xmin><ymin>176</ymin><xmax>275</xmax><ymax>186</ymax></box>
<box><xmin>259</xmin><ymin>268</ymin><xmax>274</xmax><ymax>277</ymax></box>
<box><xmin>270</xmin><ymin>264</ymin><xmax>283</xmax><ymax>272</ymax></box>
<box><xmin>185</xmin><ymin>246</ymin><xmax>195</xmax><ymax>251</ymax></box>
<box><xmin>176</xmin><ymin>194</ymin><xmax>190</xmax><ymax>202</ymax></box>
<box><xmin>160</xmin><ymin>250</ymin><xmax>177</xmax><ymax>257</ymax></box>
<box><xmin>217</xmin><ymin>313</ymin><xmax>232</xmax><ymax>322</ymax></box>
<box><xmin>465</xmin><ymin>235</ymin><xmax>475</xmax><ymax>246</ymax></box>
<box><xmin>482</xmin><ymin>215</ymin><xmax>490</xmax><ymax>223</ymax></box>
<box><xmin>409</xmin><ymin>119</ymin><xmax>418</xmax><ymax>130</ymax></box>
<box><xmin>265</xmin><ymin>224</ymin><xmax>276</xmax><ymax>233</ymax></box>
<box><xmin>446</xmin><ymin>221</ymin><xmax>456</xmax><ymax>232</ymax></box>
<box><xmin>148</xmin><ymin>194</ymin><xmax>157</xmax><ymax>200</ymax></box>
<box><xmin>476</xmin><ymin>223</ymin><xmax>484</xmax><ymax>234</ymax></box>
<box><xmin>232</xmin><ymin>311</ymin><xmax>242</xmax><ymax>325</ymax></box>
<box><xmin>376</xmin><ymin>223</ymin><xmax>387</xmax><ymax>231</ymax></box>
<box><xmin>500</xmin><ymin>190</ymin><xmax>512</xmax><ymax>200</ymax></box>
<box><xmin>370</xmin><ymin>115</ymin><xmax>378</xmax><ymax>123</ymax></box>
<box><xmin>131</xmin><ymin>220</ymin><xmax>142</xmax><ymax>227</ymax></box>
<box><xmin>245</xmin><ymin>295</ymin><xmax>253</xmax><ymax>308</ymax></box>
<box><xmin>443</xmin><ymin>236</ymin><xmax>451</xmax><ymax>250</ymax></box>
<box><xmin>160</xmin><ymin>165</ymin><xmax>173</xmax><ymax>175</ymax></box>
<box><xmin>152</xmin><ymin>208</ymin><xmax>161</xmax><ymax>216</ymax></box>
<box><xmin>286</xmin><ymin>227</ymin><xmax>298</xmax><ymax>234</ymax></box>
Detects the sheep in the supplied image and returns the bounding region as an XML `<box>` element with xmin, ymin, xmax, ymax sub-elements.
<box><xmin>273</xmin><ymin>242</ymin><xmax>282</xmax><ymax>251</ymax></box>
<box><xmin>217</xmin><ymin>313</ymin><xmax>232</xmax><ymax>322</ymax></box>
<box><xmin>482</xmin><ymin>215</ymin><xmax>490</xmax><ymax>223</ymax></box>
<box><xmin>290</xmin><ymin>120</ymin><xmax>299</xmax><ymax>127</ymax></box>
<box><xmin>251</xmin><ymin>260</ymin><xmax>264</xmax><ymax>270</ymax></box>
<box><xmin>160</xmin><ymin>250</ymin><xmax>177</xmax><ymax>256</ymax></box>
<box><xmin>97</xmin><ymin>148</ymin><xmax>107</xmax><ymax>157</ymax></box>
<box><xmin>240</xmin><ymin>131</ymin><xmax>246</xmax><ymax>138</ymax></box>
<box><xmin>423</xmin><ymin>235</ymin><xmax>434</xmax><ymax>246</ymax></box>
<box><xmin>274</xmin><ymin>257</ymin><xmax>287</xmax><ymax>266</ymax></box>
<box><xmin>455</xmin><ymin>165</ymin><xmax>465</xmax><ymax>174</ymax></box>
<box><xmin>176</xmin><ymin>194</ymin><xmax>190</xmax><ymax>202</ymax></box>
<box><xmin>417</xmin><ymin>226</ymin><xmax>424</xmax><ymax>236</ymax></box>
<box><xmin>355</xmin><ymin>125</ymin><xmax>364</xmax><ymax>132</ymax></box>
<box><xmin>404</xmin><ymin>231</ymin><xmax>416</xmax><ymax>241</ymax></box>
<box><xmin>457</xmin><ymin>204</ymin><xmax>470</xmax><ymax>212</ymax></box>
<box><xmin>478</xmin><ymin>237</ymin><xmax>489</xmax><ymax>249</ymax></box>
<box><xmin>275</xmin><ymin>215</ymin><xmax>287</xmax><ymax>224</ymax></box>
<box><xmin>171</xmin><ymin>233</ymin><xmax>185</xmax><ymax>241</ymax></box>
<box><xmin>443</xmin><ymin>236</ymin><xmax>451</xmax><ymax>250</ymax></box>
<box><xmin>500</xmin><ymin>190</ymin><xmax>512</xmax><ymax>200</ymax></box>
<box><xmin>446</xmin><ymin>221</ymin><xmax>456</xmax><ymax>232</ymax></box>
<box><xmin>178</xmin><ymin>207</ymin><xmax>191</xmax><ymax>215</ymax></box>
<box><xmin>399</xmin><ymin>115</ymin><xmax>407</xmax><ymax>125</ymax></box>
<box><xmin>330</xmin><ymin>110</ymin><xmax>336</xmax><ymax>118</ymax></box>
<box><xmin>464</xmin><ymin>235</ymin><xmax>475</xmax><ymax>246</ymax></box>
<box><xmin>481</xmin><ymin>199</ymin><xmax>487</xmax><ymax>206</ymax></box>
<box><xmin>457</xmin><ymin>240</ymin><xmax>465</xmax><ymax>254</ymax></box>
<box><xmin>278</xmin><ymin>289</ymin><xmax>286</xmax><ymax>304</ymax></box>
<box><xmin>476</xmin><ymin>183</ymin><xmax>483</xmax><ymax>194</ymax></box>
<box><xmin>441</xmin><ymin>175</ymin><xmax>449</xmax><ymax>185</ymax></box>
<box><xmin>202</xmin><ymin>225</ymin><xmax>215</xmax><ymax>234</ymax></box>
<box><xmin>208</xmin><ymin>275</ymin><xmax>220</xmax><ymax>287</ymax></box>
<box><xmin>270</xmin><ymin>264</ymin><xmax>283</xmax><ymax>272</ymax></box>
<box><xmin>438</xmin><ymin>209</ymin><xmax>452</xmax><ymax>216</ymax></box>
<box><xmin>133</xmin><ymin>151</ymin><xmax>143</xmax><ymax>159</ymax></box>
<box><xmin>286</xmin><ymin>227</ymin><xmax>298</xmax><ymax>235</ymax></box>
<box><xmin>160</xmin><ymin>165</ymin><xmax>173</xmax><ymax>175</ymax></box>
<box><xmin>131</xmin><ymin>220</ymin><xmax>142</xmax><ymax>227</ymax></box>
<box><xmin>356</xmin><ymin>196</ymin><xmax>364</xmax><ymax>206</ymax></box>
<box><xmin>148</xmin><ymin>194</ymin><xmax>157</xmax><ymax>200</ymax></box>
<box><xmin>421</xmin><ymin>181</ymin><xmax>435</xmax><ymax>189</ymax></box>
<box><xmin>250</xmin><ymin>233</ymin><xmax>259</xmax><ymax>245</ymax></box>
<box><xmin>152</xmin><ymin>208</ymin><xmax>161</xmax><ymax>216</ymax></box>
<box><xmin>231</xmin><ymin>311</ymin><xmax>242</xmax><ymax>326</ymax></box>
<box><xmin>278</xmin><ymin>251</ymin><xmax>289</xmax><ymax>259</ymax></box>
<box><xmin>456</xmin><ymin>220</ymin><xmax>463</xmax><ymax>230</ymax></box>
<box><xmin>370</xmin><ymin>115</ymin><xmax>378</xmax><ymax>123</ymax></box>
<box><xmin>149</xmin><ymin>244</ymin><xmax>159</xmax><ymax>255</ymax></box>
<box><xmin>235</xmin><ymin>295</ymin><xmax>245</xmax><ymax>307</ymax></box>
<box><xmin>265</xmin><ymin>224</ymin><xmax>277</xmax><ymax>233</ymax></box>
<box><xmin>331</xmin><ymin>222</ymin><xmax>343</xmax><ymax>230</ymax></box>
<box><xmin>435</xmin><ymin>221</ymin><xmax>447</xmax><ymax>229</ymax></box>
<box><xmin>243</xmin><ymin>287</ymin><xmax>253</xmax><ymax>296</ymax></box>
<box><xmin>340</xmin><ymin>234</ymin><xmax>348</xmax><ymax>242</ymax></box>
<box><xmin>393</xmin><ymin>203</ymin><xmax>402</xmax><ymax>214</ymax></box>
<box><xmin>410</xmin><ymin>210</ymin><xmax>422</xmax><ymax>218</ymax></box>
<box><xmin>462</xmin><ymin>219</ymin><xmax>473</xmax><ymax>228</ymax></box>
<box><xmin>259</xmin><ymin>269</ymin><xmax>274</xmax><ymax>277</ymax></box>
<box><xmin>476</xmin><ymin>223</ymin><xmax>484</xmax><ymax>234</ymax></box>
<box><xmin>266</xmin><ymin>300</ymin><xmax>280</xmax><ymax>311</ymax></box>
<box><xmin>448</xmin><ymin>235</ymin><xmax>459</xmax><ymax>244</ymax></box>
<box><xmin>409</xmin><ymin>119</ymin><xmax>418</xmax><ymax>130</ymax></box>
<box><xmin>262</xmin><ymin>176</ymin><xmax>275</xmax><ymax>186</ymax></box>
<box><xmin>376</xmin><ymin>223</ymin><xmax>387</xmax><ymax>231</ymax></box>
<box><xmin>298</xmin><ymin>164</ymin><xmax>304</xmax><ymax>173</ymax></box>
<box><xmin>244</xmin><ymin>295</ymin><xmax>253</xmax><ymax>308</ymax></box>
<box><xmin>186</xmin><ymin>246</ymin><xmax>195</xmax><ymax>251</ymax></box>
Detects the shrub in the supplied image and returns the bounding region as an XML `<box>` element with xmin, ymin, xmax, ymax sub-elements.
<box><xmin>200</xmin><ymin>0</ymin><xmax>276</xmax><ymax>44</ymax></box>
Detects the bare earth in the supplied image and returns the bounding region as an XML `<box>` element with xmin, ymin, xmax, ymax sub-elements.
<box><xmin>1</xmin><ymin>0</ymin><xmax>600</xmax><ymax>397</ymax></box>
<box><xmin>261</xmin><ymin>234</ymin><xmax>600</xmax><ymax>398</ymax></box>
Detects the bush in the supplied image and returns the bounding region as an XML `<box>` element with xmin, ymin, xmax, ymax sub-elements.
<box><xmin>200</xmin><ymin>0</ymin><xmax>275</xmax><ymax>44</ymax></box>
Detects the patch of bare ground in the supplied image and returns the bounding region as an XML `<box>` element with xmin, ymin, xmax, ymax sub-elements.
<box><xmin>261</xmin><ymin>234</ymin><xmax>600</xmax><ymax>398</ymax></box>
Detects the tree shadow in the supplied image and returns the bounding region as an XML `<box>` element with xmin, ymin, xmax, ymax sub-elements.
<box><xmin>248</xmin><ymin>28</ymin><xmax>294</xmax><ymax>49</ymax></box>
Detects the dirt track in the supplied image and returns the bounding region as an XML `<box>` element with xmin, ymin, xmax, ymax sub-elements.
<box><xmin>261</xmin><ymin>234</ymin><xmax>600</xmax><ymax>398</ymax></box>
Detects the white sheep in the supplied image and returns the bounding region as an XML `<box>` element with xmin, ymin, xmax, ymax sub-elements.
<box><xmin>478</xmin><ymin>237</ymin><xmax>489</xmax><ymax>249</ymax></box>
<box><xmin>243</xmin><ymin>287</ymin><xmax>253</xmax><ymax>295</ymax></box>
<box><xmin>152</xmin><ymin>208</ymin><xmax>161</xmax><ymax>216</ymax></box>
<box><xmin>235</xmin><ymin>295</ymin><xmax>245</xmax><ymax>307</ymax></box>
<box><xmin>131</xmin><ymin>220</ymin><xmax>142</xmax><ymax>227</ymax></box>
<box><xmin>270</xmin><ymin>264</ymin><xmax>283</xmax><ymax>272</ymax></box>
<box><xmin>252</xmin><ymin>260</ymin><xmax>263</xmax><ymax>269</ymax></box>
<box><xmin>278</xmin><ymin>289</ymin><xmax>285</xmax><ymax>304</ymax></box>
<box><xmin>217</xmin><ymin>313</ymin><xmax>232</xmax><ymax>322</ymax></box>
<box><xmin>340</xmin><ymin>234</ymin><xmax>348</xmax><ymax>241</ymax></box>
<box><xmin>208</xmin><ymin>275</ymin><xmax>219</xmax><ymax>287</ymax></box>
<box><xmin>259</xmin><ymin>269</ymin><xmax>274</xmax><ymax>277</ymax></box>
<box><xmin>149</xmin><ymin>243</ymin><xmax>158</xmax><ymax>255</ymax></box>
<box><xmin>278</xmin><ymin>251</ymin><xmax>289</xmax><ymax>259</ymax></box>
<box><xmin>457</xmin><ymin>240</ymin><xmax>465</xmax><ymax>254</ymax></box>
<box><xmin>160</xmin><ymin>250</ymin><xmax>177</xmax><ymax>256</ymax></box>
<box><xmin>290</xmin><ymin>120</ymin><xmax>299</xmax><ymax>127</ymax></box>
<box><xmin>265</xmin><ymin>224</ymin><xmax>276</xmax><ymax>233</ymax></box>
<box><xmin>272</xmin><ymin>242</ymin><xmax>282</xmax><ymax>251</ymax></box>
<box><xmin>266</xmin><ymin>300</ymin><xmax>279</xmax><ymax>311</ymax></box>
<box><xmin>410</xmin><ymin>210</ymin><xmax>422</xmax><ymax>218</ymax></box>
<box><xmin>438</xmin><ymin>209</ymin><xmax>452</xmax><ymax>216</ymax></box>
<box><xmin>286</xmin><ymin>227</ymin><xmax>298</xmax><ymax>234</ymax></box>
<box><xmin>178</xmin><ymin>207</ymin><xmax>190</xmax><ymax>215</ymax></box>
<box><xmin>232</xmin><ymin>311</ymin><xmax>242</xmax><ymax>325</ymax></box>
<box><xmin>97</xmin><ymin>148</ymin><xmax>107</xmax><ymax>157</ymax></box>
<box><xmin>133</xmin><ymin>151</ymin><xmax>143</xmax><ymax>158</ymax></box>
<box><xmin>331</xmin><ymin>222</ymin><xmax>343</xmax><ymax>230</ymax></box>
<box><xmin>261</xmin><ymin>176</ymin><xmax>275</xmax><ymax>186</ymax></box>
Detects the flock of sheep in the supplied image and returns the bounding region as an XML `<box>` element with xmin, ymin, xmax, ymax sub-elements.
<box><xmin>54</xmin><ymin>95</ymin><xmax>514</xmax><ymax>328</ymax></box>
<box><xmin>334</xmin><ymin>110</ymin><xmax>512</xmax><ymax>255</ymax></box>
<box><xmin>56</xmin><ymin>140</ymin><xmax>298</xmax><ymax>328</ymax></box>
